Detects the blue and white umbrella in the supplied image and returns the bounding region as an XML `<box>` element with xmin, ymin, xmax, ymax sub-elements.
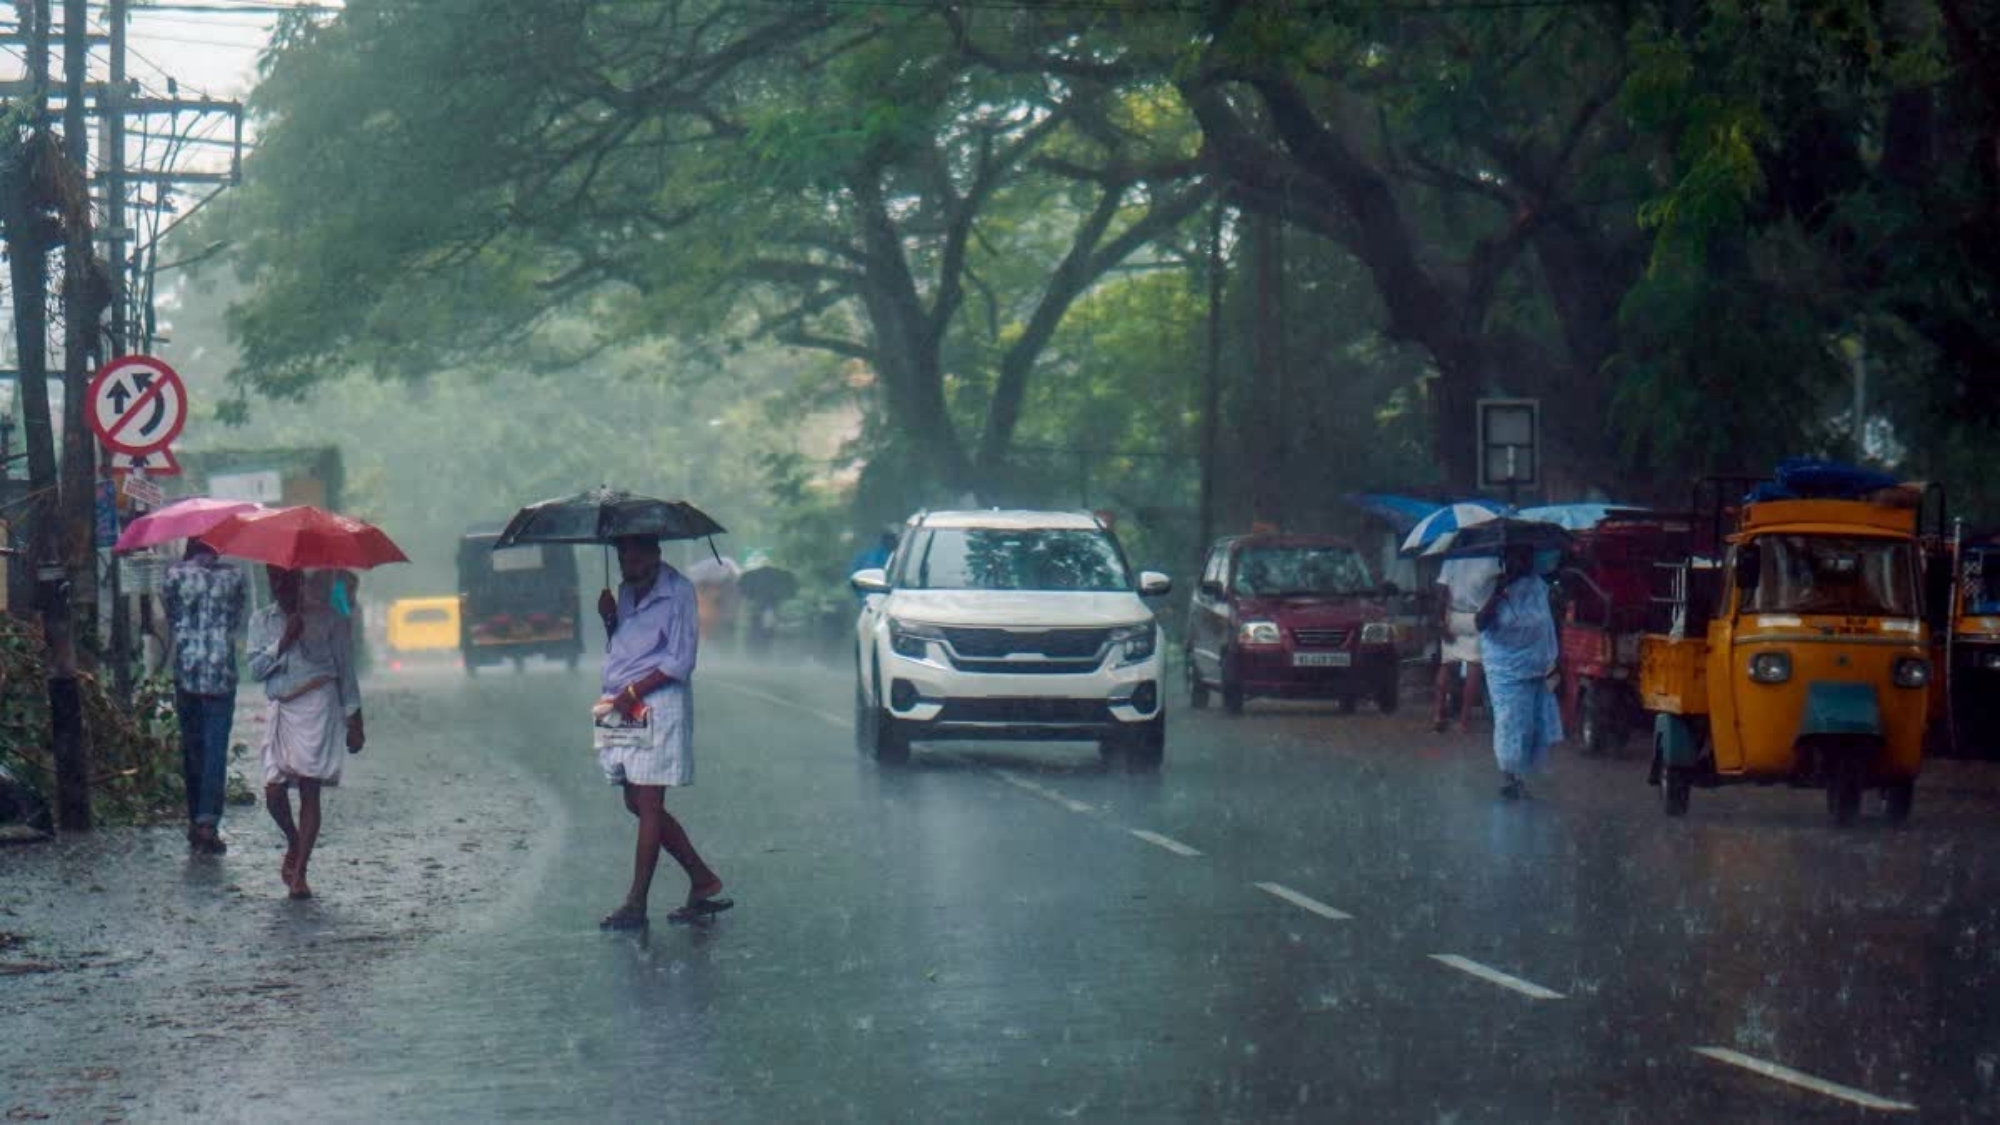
<box><xmin>1400</xmin><ymin>499</ymin><xmax>1508</xmax><ymax>556</ymax></box>
<box><xmin>1515</xmin><ymin>503</ymin><xmax>1643</xmax><ymax>531</ymax></box>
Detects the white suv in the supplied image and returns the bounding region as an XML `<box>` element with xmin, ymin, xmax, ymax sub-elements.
<box><xmin>851</xmin><ymin>510</ymin><xmax>1172</xmax><ymax>767</ymax></box>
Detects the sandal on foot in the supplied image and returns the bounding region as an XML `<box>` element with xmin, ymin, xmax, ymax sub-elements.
<box><xmin>667</xmin><ymin>898</ymin><xmax>734</xmax><ymax>925</ymax></box>
<box><xmin>599</xmin><ymin>905</ymin><xmax>648</xmax><ymax>931</ymax></box>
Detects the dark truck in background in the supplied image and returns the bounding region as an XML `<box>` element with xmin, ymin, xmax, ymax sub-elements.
<box><xmin>456</xmin><ymin>526</ymin><xmax>582</xmax><ymax>673</ymax></box>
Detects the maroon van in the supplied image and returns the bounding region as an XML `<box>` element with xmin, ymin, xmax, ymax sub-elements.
<box><xmin>1184</xmin><ymin>535</ymin><xmax>1402</xmax><ymax>714</ymax></box>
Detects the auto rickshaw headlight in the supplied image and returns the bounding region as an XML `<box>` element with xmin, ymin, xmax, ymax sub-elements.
<box><xmin>1360</xmin><ymin>622</ymin><xmax>1397</xmax><ymax>645</ymax></box>
<box><xmin>1748</xmin><ymin>651</ymin><xmax>1792</xmax><ymax>684</ymax></box>
<box><xmin>1238</xmin><ymin>620</ymin><xmax>1282</xmax><ymax>646</ymax></box>
<box><xmin>1893</xmin><ymin>657</ymin><xmax>1930</xmax><ymax>688</ymax></box>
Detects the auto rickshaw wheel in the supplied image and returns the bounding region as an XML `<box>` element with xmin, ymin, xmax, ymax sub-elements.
<box><xmin>1883</xmin><ymin>781</ymin><xmax>1914</xmax><ymax>825</ymax></box>
<box><xmin>1660</xmin><ymin>765</ymin><xmax>1691</xmax><ymax>817</ymax></box>
<box><xmin>1186</xmin><ymin>650</ymin><xmax>1210</xmax><ymax>710</ymax></box>
<box><xmin>1826</xmin><ymin>760</ymin><xmax>1864</xmax><ymax>826</ymax></box>
<box><xmin>1580</xmin><ymin>683</ymin><xmax>1623</xmax><ymax>757</ymax></box>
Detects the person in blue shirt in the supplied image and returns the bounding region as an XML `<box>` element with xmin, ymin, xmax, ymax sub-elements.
<box><xmin>1476</xmin><ymin>546</ymin><xmax>1563</xmax><ymax>800</ymax></box>
<box><xmin>847</xmin><ymin>527</ymin><xmax>899</xmax><ymax>601</ymax></box>
<box><xmin>593</xmin><ymin>535</ymin><xmax>726</xmax><ymax>929</ymax></box>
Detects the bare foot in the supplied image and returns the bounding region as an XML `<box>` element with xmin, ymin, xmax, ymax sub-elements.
<box><xmin>288</xmin><ymin>880</ymin><xmax>314</xmax><ymax>901</ymax></box>
<box><xmin>281</xmin><ymin>850</ymin><xmax>300</xmax><ymax>892</ymax></box>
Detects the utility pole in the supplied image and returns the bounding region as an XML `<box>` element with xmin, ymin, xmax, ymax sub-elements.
<box><xmin>106</xmin><ymin>0</ymin><xmax>134</xmax><ymax>698</ymax></box>
<box><xmin>3</xmin><ymin>0</ymin><xmax>91</xmax><ymax>831</ymax></box>
<box><xmin>61</xmin><ymin>0</ymin><xmax>103</xmax><ymax>654</ymax></box>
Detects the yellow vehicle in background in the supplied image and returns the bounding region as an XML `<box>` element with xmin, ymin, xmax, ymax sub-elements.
<box><xmin>387</xmin><ymin>596</ymin><xmax>462</xmax><ymax>656</ymax></box>
<box><xmin>1642</xmin><ymin>468</ymin><xmax>1945</xmax><ymax>825</ymax></box>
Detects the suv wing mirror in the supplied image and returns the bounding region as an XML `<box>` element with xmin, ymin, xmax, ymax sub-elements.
<box><xmin>1138</xmin><ymin>571</ymin><xmax>1173</xmax><ymax>598</ymax></box>
<box><xmin>850</xmin><ymin>567</ymin><xmax>890</xmax><ymax>595</ymax></box>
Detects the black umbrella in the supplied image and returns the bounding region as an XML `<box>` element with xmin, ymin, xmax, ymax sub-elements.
<box><xmin>1438</xmin><ymin>516</ymin><xmax>1573</xmax><ymax>560</ymax></box>
<box><xmin>495</xmin><ymin>487</ymin><xmax>727</xmax><ymax>586</ymax></box>
<box><xmin>495</xmin><ymin>486</ymin><xmax>726</xmax><ymax>547</ymax></box>
<box><xmin>738</xmin><ymin>565</ymin><xmax>798</xmax><ymax>604</ymax></box>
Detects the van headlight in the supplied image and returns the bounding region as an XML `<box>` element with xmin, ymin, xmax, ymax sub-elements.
<box><xmin>1360</xmin><ymin>622</ymin><xmax>1397</xmax><ymax>645</ymax></box>
<box><xmin>888</xmin><ymin>618</ymin><xmax>943</xmax><ymax>661</ymax></box>
<box><xmin>1893</xmin><ymin>657</ymin><xmax>1930</xmax><ymax>688</ymax></box>
<box><xmin>1748</xmin><ymin>651</ymin><xmax>1791</xmax><ymax>684</ymax></box>
<box><xmin>1238</xmin><ymin>620</ymin><xmax>1281</xmax><ymax>646</ymax></box>
<box><xmin>1110</xmin><ymin>623</ymin><xmax>1157</xmax><ymax>666</ymax></box>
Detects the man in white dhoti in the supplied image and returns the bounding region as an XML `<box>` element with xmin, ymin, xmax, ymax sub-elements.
<box><xmin>248</xmin><ymin>566</ymin><xmax>365</xmax><ymax>899</ymax></box>
<box><xmin>593</xmin><ymin>535</ymin><xmax>725</xmax><ymax>930</ymax></box>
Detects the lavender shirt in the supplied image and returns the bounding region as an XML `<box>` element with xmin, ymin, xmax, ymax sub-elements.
<box><xmin>601</xmin><ymin>566</ymin><xmax>698</xmax><ymax>696</ymax></box>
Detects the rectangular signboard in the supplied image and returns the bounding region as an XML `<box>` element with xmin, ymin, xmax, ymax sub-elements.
<box><xmin>209</xmin><ymin>470</ymin><xmax>284</xmax><ymax>504</ymax></box>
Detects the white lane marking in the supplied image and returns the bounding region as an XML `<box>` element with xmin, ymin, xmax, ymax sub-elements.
<box><xmin>1253</xmin><ymin>881</ymin><xmax>1352</xmax><ymax>921</ymax></box>
<box><xmin>993</xmin><ymin>770</ymin><xmax>1095</xmax><ymax>814</ymax></box>
<box><xmin>1428</xmin><ymin>954</ymin><xmax>1564</xmax><ymax>1000</ymax></box>
<box><xmin>1692</xmin><ymin>1048</ymin><xmax>1917</xmax><ymax>1113</ymax></box>
<box><xmin>707</xmin><ymin>678</ymin><xmax>849</xmax><ymax>729</ymax></box>
<box><xmin>1127</xmin><ymin>829</ymin><xmax>1202</xmax><ymax>857</ymax></box>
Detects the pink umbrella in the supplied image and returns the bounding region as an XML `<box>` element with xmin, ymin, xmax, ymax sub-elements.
<box><xmin>112</xmin><ymin>497</ymin><xmax>260</xmax><ymax>554</ymax></box>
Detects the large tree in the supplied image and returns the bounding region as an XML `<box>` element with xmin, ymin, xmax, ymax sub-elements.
<box><xmin>228</xmin><ymin>1</ymin><xmax>1209</xmax><ymax>500</ymax></box>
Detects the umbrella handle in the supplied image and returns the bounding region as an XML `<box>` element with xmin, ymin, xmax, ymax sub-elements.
<box><xmin>708</xmin><ymin>536</ymin><xmax>722</xmax><ymax>565</ymax></box>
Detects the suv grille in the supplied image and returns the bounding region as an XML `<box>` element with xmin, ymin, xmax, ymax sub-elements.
<box><xmin>1292</xmin><ymin>628</ymin><xmax>1350</xmax><ymax>647</ymax></box>
<box><xmin>941</xmin><ymin>627</ymin><xmax>1111</xmax><ymax>660</ymax></box>
<box><xmin>937</xmin><ymin>698</ymin><xmax>1113</xmax><ymax>725</ymax></box>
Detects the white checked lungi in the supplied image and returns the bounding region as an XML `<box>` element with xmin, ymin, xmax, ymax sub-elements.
<box><xmin>595</xmin><ymin>681</ymin><xmax>694</xmax><ymax>788</ymax></box>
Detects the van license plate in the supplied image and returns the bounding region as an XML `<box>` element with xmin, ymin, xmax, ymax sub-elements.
<box><xmin>1293</xmin><ymin>652</ymin><xmax>1352</xmax><ymax>668</ymax></box>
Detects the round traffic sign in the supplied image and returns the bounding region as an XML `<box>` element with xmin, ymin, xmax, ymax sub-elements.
<box><xmin>87</xmin><ymin>356</ymin><xmax>188</xmax><ymax>456</ymax></box>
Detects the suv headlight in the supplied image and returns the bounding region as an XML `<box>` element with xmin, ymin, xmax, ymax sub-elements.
<box><xmin>1238</xmin><ymin>620</ymin><xmax>1281</xmax><ymax>646</ymax></box>
<box><xmin>888</xmin><ymin>618</ymin><xmax>944</xmax><ymax>661</ymax></box>
<box><xmin>1110</xmin><ymin>623</ymin><xmax>1157</xmax><ymax>666</ymax></box>
<box><xmin>1893</xmin><ymin>657</ymin><xmax>1930</xmax><ymax>688</ymax></box>
<box><xmin>1748</xmin><ymin>651</ymin><xmax>1791</xmax><ymax>684</ymax></box>
<box><xmin>1360</xmin><ymin>622</ymin><xmax>1397</xmax><ymax>646</ymax></box>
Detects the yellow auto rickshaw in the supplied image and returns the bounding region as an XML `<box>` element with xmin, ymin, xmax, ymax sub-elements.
<box><xmin>387</xmin><ymin>596</ymin><xmax>462</xmax><ymax>655</ymax></box>
<box><xmin>1642</xmin><ymin>472</ymin><xmax>1942</xmax><ymax>824</ymax></box>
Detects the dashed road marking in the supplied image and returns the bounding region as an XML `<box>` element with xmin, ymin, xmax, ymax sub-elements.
<box><xmin>1692</xmin><ymin>1048</ymin><xmax>1916</xmax><ymax>1113</ymax></box>
<box><xmin>1428</xmin><ymin>954</ymin><xmax>1564</xmax><ymax>1000</ymax></box>
<box><xmin>994</xmin><ymin>770</ymin><xmax>1095</xmax><ymax>814</ymax></box>
<box><xmin>1127</xmin><ymin>829</ymin><xmax>1202</xmax><ymax>857</ymax></box>
<box><xmin>709</xmin><ymin>679</ymin><xmax>850</xmax><ymax>729</ymax></box>
<box><xmin>1253</xmin><ymin>881</ymin><xmax>1352</xmax><ymax>921</ymax></box>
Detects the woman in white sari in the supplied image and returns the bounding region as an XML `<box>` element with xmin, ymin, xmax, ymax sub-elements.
<box><xmin>248</xmin><ymin>566</ymin><xmax>365</xmax><ymax>899</ymax></box>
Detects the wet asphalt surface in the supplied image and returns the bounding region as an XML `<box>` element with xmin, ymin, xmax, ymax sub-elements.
<box><xmin>5</xmin><ymin>655</ymin><xmax>2000</xmax><ymax>1122</ymax></box>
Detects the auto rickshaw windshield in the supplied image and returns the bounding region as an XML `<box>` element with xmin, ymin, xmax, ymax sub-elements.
<box><xmin>1745</xmin><ymin>534</ymin><xmax>1918</xmax><ymax>617</ymax></box>
<box><xmin>1967</xmin><ymin>548</ymin><xmax>2000</xmax><ymax>615</ymax></box>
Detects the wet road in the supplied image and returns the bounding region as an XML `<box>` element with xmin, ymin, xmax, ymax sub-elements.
<box><xmin>8</xmin><ymin>657</ymin><xmax>2000</xmax><ymax>1121</ymax></box>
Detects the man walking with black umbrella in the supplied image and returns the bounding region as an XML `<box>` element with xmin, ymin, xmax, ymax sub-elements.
<box><xmin>594</xmin><ymin>534</ymin><xmax>728</xmax><ymax>929</ymax></box>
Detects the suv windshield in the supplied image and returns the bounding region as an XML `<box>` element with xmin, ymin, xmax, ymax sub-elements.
<box><xmin>1232</xmin><ymin>545</ymin><xmax>1374</xmax><ymax>597</ymax></box>
<box><xmin>1747</xmin><ymin>534</ymin><xmax>1917</xmax><ymax>617</ymax></box>
<box><xmin>899</xmin><ymin>528</ymin><xmax>1132</xmax><ymax>592</ymax></box>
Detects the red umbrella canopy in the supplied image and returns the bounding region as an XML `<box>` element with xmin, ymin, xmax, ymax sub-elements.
<box><xmin>200</xmin><ymin>506</ymin><xmax>409</xmax><ymax>570</ymax></box>
<box><xmin>112</xmin><ymin>497</ymin><xmax>261</xmax><ymax>554</ymax></box>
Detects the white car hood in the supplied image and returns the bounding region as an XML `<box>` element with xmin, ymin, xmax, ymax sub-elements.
<box><xmin>885</xmin><ymin>590</ymin><xmax>1153</xmax><ymax>629</ymax></box>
